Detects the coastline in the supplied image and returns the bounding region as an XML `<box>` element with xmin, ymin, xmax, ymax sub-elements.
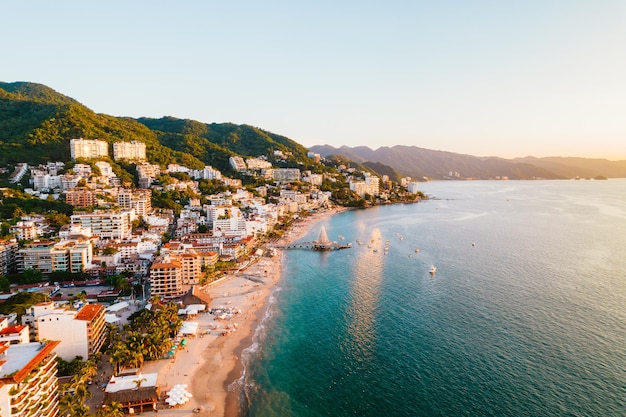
<box><xmin>140</xmin><ymin>207</ymin><xmax>345</xmax><ymax>417</ymax></box>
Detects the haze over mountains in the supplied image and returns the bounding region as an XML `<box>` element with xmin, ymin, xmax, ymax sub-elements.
<box><xmin>1</xmin><ymin>81</ymin><xmax>625</xmax><ymax>181</ymax></box>
<box><xmin>310</xmin><ymin>145</ymin><xmax>626</xmax><ymax>180</ymax></box>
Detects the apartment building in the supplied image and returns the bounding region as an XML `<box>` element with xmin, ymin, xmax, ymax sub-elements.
<box><xmin>272</xmin><ymin>168</ymin><xmax>301</xmax><ymax>183</ymax></box>
<box><xmin>116</xmin><ymin>188</ymin><xmax>152</xmax><ymax>217</ymax></box>
<box><xmin>149</xmin><ymin>255</ymin><xmax>184</xmax><ymax>298</ymax></box>
<box><xmin>70</xmin><ymin>138</ymin><xmax>109</xmax><ymax>160</ymax></box>
<box><xmin>0</xmin><ymin>318</ymin><xmax>29</xmax><ymax>345</ymax></box>
<box><xmin>191</xmin><ymin>165</ymin><xmax>222</xmax><ymax>180</ymax></box>
<box><xmin>0</xmin><ymin>240</ymin><xmax>18</xmax><ymax>276</ymax></box>
<box><xmin>65</xmin><ymin>187</ymin><xmax>96</xmax><ymax>208</ymax></box>
<box><xmin>23</xmin><ymin>303</ymin><xmax>106</xmax><ymax>361</ymax></box>
<box><xmin>70</xmin><ymin>210</ymin><xmax>133</xmax><ymax>239</ymax></box>
<box><xmin>9</xmin><ymin>221</ymin><xmax>37</xmax><ymax>241</ymax></box>
<box><xmin>17</xmin><ymin>240</ymin><xmax>93</xmax><ymax>274</ymax></box>
<box><xmin>229</xmin><ymin>156</ymin><xmax>247</xmax><ymax>171</ymax></box>
<box><xmin>113</xmin><ymin>140</ymin><xmax>146</xmax><ymax>161</ymax></box>
<box><xmin>0</xmin><ymin>340</ymin><xmax>61</xmax><ymax>417</ymax></box>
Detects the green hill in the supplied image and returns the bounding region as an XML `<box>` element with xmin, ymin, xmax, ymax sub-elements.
<box><xmin>0</xmin><ymin>82</ymin><xmax>319</xmax><ymax>180</ymax></box>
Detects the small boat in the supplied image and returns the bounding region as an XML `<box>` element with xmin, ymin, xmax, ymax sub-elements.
<box><xmin>415</xmin><ymin>248</ymin><xmax>420</xmax><ymax>253</ymax></box>
<box><xmin>429</xmin><ymin>265</ymin><xmax>437</xmax><ymax>274</ymax></box>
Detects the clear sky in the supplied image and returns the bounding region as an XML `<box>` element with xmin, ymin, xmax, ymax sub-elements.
<box><xmin>3</xmin><ymin>1</ymin><xmax>626</xmax><ymax>159</ymax></box>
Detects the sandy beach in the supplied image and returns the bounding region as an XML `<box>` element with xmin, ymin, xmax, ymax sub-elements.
<box><xmin>138</xmin><ymin>207</ymin><xmax>344</xmax><ymax>417</ymax></box>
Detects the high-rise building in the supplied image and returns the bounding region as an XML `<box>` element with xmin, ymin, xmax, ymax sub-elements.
<box><xmin>65</xmin><ymin>187</ymin><xmax>96</xmax><ymax>208</ymax></box>
<box><xmin>0</xmin><ymin>340</ymin><xmax>61</xmax><ymax>417</ymax></box>
<box><xmin>116</xmin><ymin>189</ymin><xmax>152</xmax><ymax>217</ymax></box>
<box><xmin>113</xmin><ymin>141</ymin><xmax>146</xmax><ymax>161</ymax></box>
<box><xmin>70</xmin><ymin>210</ymin><xmax>133</xmax><ymax>240</ymax></box>
<box><xmin>149</xmin><ymin>255</ymin><xmax>184</xmax><ymax>298</ymax></box>
<box><xmin>70</xmin><ymin>138</ymin><xmax>109</xmax><ymax>160</ymax></box>
<box><xmin>21</xmin><ymin>303</ymin><xmax>106</xmax><ymax>361</ymax></box>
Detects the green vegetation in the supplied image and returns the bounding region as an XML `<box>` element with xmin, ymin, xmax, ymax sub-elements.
<box><xmin>0</xmin><ymin>291</ymin><xmax>49</xmax><ymax>317</ymax></box>
<box><xmin>107</xmin><ymin>302</ymin><xmax>182</xmax><ymax>375</ymax></box>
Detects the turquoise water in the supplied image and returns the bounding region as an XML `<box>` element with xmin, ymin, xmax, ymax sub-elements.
<box><xmin>241</xmin><ymin>180</ymin><xmax>626</xmax><ymax>416</ymax></box>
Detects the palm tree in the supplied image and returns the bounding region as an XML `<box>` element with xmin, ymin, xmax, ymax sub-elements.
<box><xmin>96</xmin><ymin>401</ymin><xmax>124</xmax><ymax>417</ymax></box>
<box><xmin>108</xmin><ymin>341</ymin><xmax>130</xmax><ymax>376</ymax></box>
<box><xmin>132</xmin><ymin>377</ymin><xmax>147</xmax><ymax>389</ymax></box>
<box><xmin>70</xmin><ymin>402</ymin><xmax>91</xmax><ymax>417</ymax></box>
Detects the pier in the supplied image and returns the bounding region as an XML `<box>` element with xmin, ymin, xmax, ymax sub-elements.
<box><xmin>281</xmin><ymin>226</ymin><xmax>352</xmax><ymax>251</ymax></box>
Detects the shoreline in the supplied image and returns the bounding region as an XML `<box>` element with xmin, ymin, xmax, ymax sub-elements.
<box><xmin>142</xmin><ymin>207</ymin><xmax>346</xmax><ymax>417</ymax></box>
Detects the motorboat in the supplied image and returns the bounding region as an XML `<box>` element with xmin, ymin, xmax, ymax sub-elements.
<box><xmin>429</xmin><ymin>265</ymin><xmax>437</xmax><ymax>274</ymax></box>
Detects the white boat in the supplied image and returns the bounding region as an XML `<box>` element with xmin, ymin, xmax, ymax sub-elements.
<box><xmin>429</xmin><ymin>265</ymin><xmax>437</xmax><ymax>274</ymax></box>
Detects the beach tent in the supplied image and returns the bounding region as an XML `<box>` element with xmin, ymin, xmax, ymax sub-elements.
<box><xmin>178</xmin><ymin>321</ymin><xmax>199</xmax><ymax>336</ymax></box>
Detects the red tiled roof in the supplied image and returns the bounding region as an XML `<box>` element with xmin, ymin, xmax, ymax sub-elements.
<box><xmin>0</xmin><ymin>325</ymin><xmax>27</xmax><ymax>335</ymax></box>
<box><xmin>75</xmin><ymin>304</ymin><xmax>104</xmax><ymax>321</ymax></box>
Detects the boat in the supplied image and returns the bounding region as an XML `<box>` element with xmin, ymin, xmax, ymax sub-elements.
<box><xmin>429</xmin><ymin>265</ymin><xmax>437</xmax><ymax>274</ymax></box>
<box><xmin>415</xmin><ymin>248</ymin><xmax>420</xmax><ymax>253</ymax></box>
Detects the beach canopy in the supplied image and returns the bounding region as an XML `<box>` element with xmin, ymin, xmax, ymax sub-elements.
<box><xmin>178</xmin><ymin>321</ymin><xmax>199</xmax><ymax>336</ymax></box>
<box><xmin>166</xmin><ymin>384</ymin><xmax>192</xmax><ymax>406</ymax></box>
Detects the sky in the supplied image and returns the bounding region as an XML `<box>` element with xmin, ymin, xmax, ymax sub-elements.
<box><xmin>2</xmin><ymin>1</ymin><xmax>626</xmax><ymax>160</ymax></box>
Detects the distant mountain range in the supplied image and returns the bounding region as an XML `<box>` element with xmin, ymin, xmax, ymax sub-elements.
<box><xmin>310</xmin><ymin>145</ymin><xmax>626</xmax><ymax>180</ymax></box>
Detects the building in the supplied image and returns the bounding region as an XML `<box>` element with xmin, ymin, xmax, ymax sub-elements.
<box><xmin>407</xmin><ymin>182</ymin><xmax>420</xmax><ymax>194</ymax></box>
<box><xmin>9</xmin><ymin>221</ymin><xmax>37</xmax><ymax>241</ymax></box>
<box><xmin>350</xmin><ymin>173</ymin><xmax>380</xmax><ymax>197</ymax></box>
<box><xmin>70</xmin><ymin>210</ymin><xmax>133</xmax><ymax>240</ymax></box>
<box><xmin>17</xmin><ymin>240</ymin><xmax>93</xmax><ymax>274</ymax></box>
<box><xmin>65</xmin><ymin>187</ymin><xmax>96</xmax><ymax>208</ymax></box>
<box><xmin>191</xmin><ymin>165</ymin><xmax>222</xmax><ymax>181</ymax></box>
<box><xmin>0</xmin><ymin>240</ymin><xmax>18</xmax><ymax>276</ymax></box>
<box><xmin>229</xmin><ymin>156</ymin><xmax>247</xmax><ymax>171</ymax></box>
<box><xmin>136</xmin><ymin>163</ymin><xmax>161</xmax><ymax>189</ymax></box>
<box><xmin>70</xmin><ymin>138</ymin><xmax>108</xmax><ymax>160</ymax></box>
<box><xmin>23</xmin><ymin>303</ymin><xmax>106</xmax><ymax>361</ymax></box>
<box><xmin>149</xmin><ymin>255</ymin><xmax>184</xmax><ymax>298</ymax></box>
<box><xmin>116</xmin><ymin>188</ymin><xmax>152</xmax><ymax>217</ymax></box>
<box><xmin>0</xmin><ymin>341</ymin><xmax>61</xmax><ymax>417</ymax></box>
<box><xmin>0</xmin><ymin>318</ymin><xmax>29</xmax><ymax>345</ymax></box>
<box><xmin>113</xmin><ymin>141</ymin><xmax>146</xmax><ymax>161</ymax></box>
<box><xmin>245</xmin><ymin>158</ymin><xmax>272</xmax><ymax>170</ymax></box>
<box><xmin>8</xmin><ymin>163</ymin><xmax>28</xmax><ymax>184</ymax></box>
<box><xmin>272</xmin><ymin>168</ymin><xmax>301</xmax><ymax>183</ymax></box>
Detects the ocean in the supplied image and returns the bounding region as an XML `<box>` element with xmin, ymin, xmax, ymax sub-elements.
<box><xmin>240</xmin><ymin>180</ymin><xmax>626</xmax><ymax>417</ymax></box>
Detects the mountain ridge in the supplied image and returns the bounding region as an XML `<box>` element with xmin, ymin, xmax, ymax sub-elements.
<box><xmin>310</xmin><ymin>144</ymin><xmax>626</xmax><ymax>180</ymax></box>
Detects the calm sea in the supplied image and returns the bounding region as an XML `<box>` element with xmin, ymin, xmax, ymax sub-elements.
<box><xmin>239</xmin><ymin>180</ymin><xmax>626</xmax><ymax>417</ymax></box>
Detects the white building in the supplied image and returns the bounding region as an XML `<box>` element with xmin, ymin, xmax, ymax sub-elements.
<box><xmin>95</xmin><ymin>161</ymin><xmax>114</xmax><ymax>178</ymax></box>
<box><xmin>17</xmin><ymin>239</ymin><xmax>94</xmax><ymax>274</ymax></box>
<box><xmin>407</xmin><ymin>182</ymin><xmax>420</xmax><ymax>194</ymax></box>
<box><xmin>245</xmin><ymin>158</ymin><xmax>272</xmax><ymax>170</ymax></box>
<box><xmin>229</xmin><ymin>156</ymin><xmax>247</xmax><ymax>171</ymax></box>
<box><xmin>70</xmin><ymin>138</ymin><xmax>108</xmax><ymax>160</ymax></box>
<box><xmin>191</xmin><ymin>166</ymin><xmax>222</xmax><ymax>180</ymax></box>
<box><xmin>70</xmin><ymin>210</ymin><xmax>134</xmax><ymax>239</ymax></box>
<box><xmin>0</xmin><ymin>340</ymin><xmax>61</xmax><ymax>417</ymax></box>
<box><xmin>113</xmin><ymin>141</ymin><xmax>146</xmax><ymax>161</ymax></box>
<box><xmin>23</xmin><ymin>303</ymin><xmax>106</xmax><ymax>361</ymax></box>
<box><xmin>116</xmin><ymin>188</ymin><xmax>152</xmax><ymax>217</ymax></box>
